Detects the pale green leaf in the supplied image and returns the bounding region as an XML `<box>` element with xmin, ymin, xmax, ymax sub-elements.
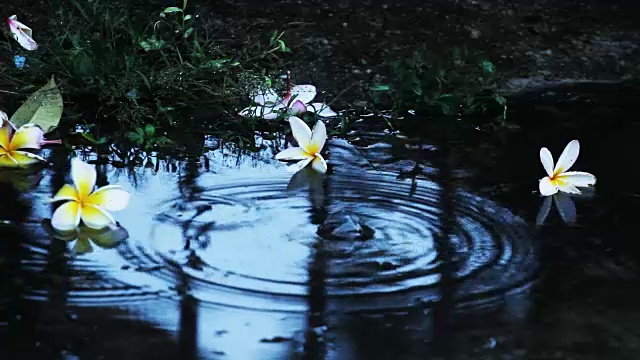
<box><xmin>183</xmin><ymin>14</ymin><xmax>192</xmax><ymax>21</ymax></box>
<box><xmin>163</xmin><ymin>6</ymin><xmax>182</xmax><ymax>13</ymax></box>
<box><xmin>10</xmin><ymin>77</ymin><xmax>63</xmax><ymax>133</ymax></box>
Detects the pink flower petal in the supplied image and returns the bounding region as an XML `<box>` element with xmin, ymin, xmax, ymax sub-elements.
<box><xmin>7</xmin><ymin>15</ymin><xmax>38</xmax><ymax>51</ymax></box>
<box><xmin>289</xmin><ymin>100</ymin><xmax>307</xmax><ymax>115</ymax></box>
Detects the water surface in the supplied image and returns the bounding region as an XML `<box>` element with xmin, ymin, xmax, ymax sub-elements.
<box><xmin>3</xmin><ymin>83</ymin><xmax>640</xmax><ymax>359</ymax></box>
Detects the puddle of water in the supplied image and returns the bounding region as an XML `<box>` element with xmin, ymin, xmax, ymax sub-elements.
<box><xmin>3</xmin><ymin>83</ymin><xmax>640</xmax><ymax>359</ymax></box>
<box><xmin>3</xmin><ymin>131</ymin><xmax>539</xmax><ymax>358</ymax></box>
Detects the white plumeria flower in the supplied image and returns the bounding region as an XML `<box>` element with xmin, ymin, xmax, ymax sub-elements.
<box><xmin>539</xmin><ymin>139</ymin><xmax>596</xmax><ymax>196</ymax></box>
<box><xmin>0</xmin><ymin>123</ymin><xmax>48</xmax><ymax>167</ymax></box>
<box><xmin>50</xmin><ymin>158</ymin><xmax>131</xmax><ymax>231</ymax></box>
<box><xmin>275</xmin><ymin>116</ymin><xmax>328</xmax><ymax>174</ymax></box>
<box><xmin>7</xmin><ymin>15</ymin><xmax>38</xmax><ymax>51</ymax></box>
<box><xmin>239</xmin><ymin>84</ymin><xmax>337</xmax><ymax>120</ymax></box>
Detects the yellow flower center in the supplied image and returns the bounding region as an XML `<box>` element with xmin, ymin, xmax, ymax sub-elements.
<box><xmin>306</xmin><ymin>144</ymin><xmax>319</xmax><ymax>157</ymax></box>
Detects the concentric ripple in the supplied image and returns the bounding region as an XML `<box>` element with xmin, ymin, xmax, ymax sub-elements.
<box><xmin>110</xmin><ymin>169</ymin><xmax>537</xmax><ymax>312</ymax></box>
<box><xmin>15</xmin><ymin>146</ymin><xmax>538</xmax><ymax>313</ymax></box>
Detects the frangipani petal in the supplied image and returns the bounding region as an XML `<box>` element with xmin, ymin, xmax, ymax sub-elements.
<box><xmin>10</xmin><ymin>150</ymin><xmax>46</xmax><ymax>166</ymax></box>
<box><xmin>51</xmin><ymin>201</ymin><xmax>82</xmax><ymax>231</ymax></box>
<box><xmin>535</xmin><ymin>196</ymin><xmax>553</xmax><ymax>226</ymax></box>
<box><xmin>275</xmin><ymin>147</ymin><xmax>311</xmax><ymax>161</ymax></box>
<box><xmin>0</xmin><ymin>110</ymin><xmax>7</xmax><ymax>127</ymax></box>
<box><xmin>310</xmin><ymin>120</ymin><xmax>327</xmax><ymax>154</ymax></box>
<box><xmin>307</xmin><ymin>103</ymin><xmax>338</xmax><ymax>117</ymax></box>
<box><xmin>71</xmin><ymin>158</ymin><xmax>96</xmax><ymax>199</ymax></box>
<box><xmin>86</xmin><ymin>185</ymin><xmax>131</xmax><ymax>211</ymax></box>
<box><xmin>553</xmin><ymin>192</ymin><xmax>577</xmax><ymax>224</ymax></box>
<box><xmin>289</xmin><ymin>85</ymin><xmax>317</xmax><ymax>105</ymax></box>
<box><xmin>539</xmin><ymin>177</ymin><xmax>558</xmax><ymax>196</ymax></box>
<box><xmin>288</xmin><ymin>116</ymin><xmax>312</xmax><ymax>150</ymax></box>
<box><xmin>539</xmin><ymin>147</ymin><xmax>554</xmax><ymax>177</ymax></box>
<box><xmin>559</xmin><ymin>171</ymin><xmax>596</xmax><ymax>188</ymax></box>
<box><xmin>253</xmin><ymin>88</ymin><xmax>280</xmax><ymax>106</ymax></box>
<box><xmin>557</xmin><ymin>181</ymin><xmax>581</xmax><ymax>195</ymax></box>
<box><xmin>0</xmin><ymin>124</ymin><xmax>11</xmax><ymax>151</ymax></box>
<box><xmin>311</xmin><ymin>154</ymin><xmax>328</xmax><ymax>173</ymax></box>
<box><xmin>554</xmin><ymin>140</ymin><xmax>580</xmax><ymax>175</ymax></box>
<box><xmin>0</xmin><ymin>153</ymin><xmax>19</xmax><ymax>167</ymax></box>
<box><xmin>289</xmin><ymin>100</ymin><xmax>307</xmax><ymax>115</ymax></box>
<box><xmin>287</xmin><ymin>157</ymin><xmax>313</xmax><ymax>174</ymax></box>
<box><xmin>81</xmin><ymin>204</ymin><xmax>116</xmax><ymax>229</ymax></box>
<box><xmin>7</xmin><ymin>15</ymin><xmax>38</xmax><ymax>51</ymax></box>
<box><xmin>52</xmin><ymin>184</ymin><xmax>80</xmax><ymax>202</ymax></box>
<box><xmin>11</xmin><ymin>124</ymin><xmax>44</xmax><ymax>150</ymax></box>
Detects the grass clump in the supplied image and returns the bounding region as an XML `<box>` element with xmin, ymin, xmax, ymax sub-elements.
<box><xmin>370</xmin><ymin>46</ymin><xmax>509</xmax><ymax>132</ymax></box>
<box><xmin>0</xmin><ymin>0</ymin><xmax>289</xmax><ymax>145</ymax></box>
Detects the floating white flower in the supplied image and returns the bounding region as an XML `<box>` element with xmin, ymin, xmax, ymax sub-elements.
<box><xmin>539</xmin><ymin>140</ymin><xmax>596</xmax><ymax>196</ymax></box>
<box><xmin>0</xmin><ymin>123</ymin><xmax>48</xmax><ymax>167</ymax></box>
<box><xmin>239</xmin><ymin>84</ymin><xmax>337</xmax><ymax>120</ymax></box>
<box><xmin>7</xmin><ymin>15</ymin><xmax>38</xmax><ymax>51</ymax></box>
<box><xmin>275</xmin><ymin>116</ymin><xmax>328</xmax><ymax>174</ymax></box>
<box><xmin>50</xmin><ymin>158</ymin><xmax>131</xmax><ymax>231</ymax></box>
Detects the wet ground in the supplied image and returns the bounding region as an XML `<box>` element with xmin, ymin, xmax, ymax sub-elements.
<box><xmin>2</xmin><ymin>82</ymin><xmax>640</xmax><ymax>359</ymax></box>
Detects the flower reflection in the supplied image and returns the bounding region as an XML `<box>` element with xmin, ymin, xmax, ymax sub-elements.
<box><xmin>42</xmin><ymin>220</ymin><xmax>129</xmax><ymax>256</ymax></box>
<box><xmin>287</xmin><ymin>166</ymin><xmax>325</xmax><ymax>210</ymax></box>
<box><xmin>0</xmin><ymin>166</ymin><xmax>44</xmax><ymax>191</ymax></box>
<box><xmin>536</xmin><ymin>187</ymin><xmax>595</xmax><ymax>226</ymax></box>
<box><xmin>536</xmin><ymin>192</ymin><xmax>577</xmax><ymax>225</ymax></box>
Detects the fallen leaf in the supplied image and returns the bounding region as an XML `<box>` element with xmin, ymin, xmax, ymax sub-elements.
<box><xmin>10</xmin><ymin>76</ymin><xmax>63</xmax><ymax>133</ymax></box>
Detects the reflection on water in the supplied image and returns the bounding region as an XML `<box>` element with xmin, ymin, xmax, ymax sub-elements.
<box><xmin>1</xmin><ymin>133</ymin><xmax>539</xmax><ymax>359</ymax></box>
<box><xmin>42</xmin><ymin>220</ymin><xmax>129</xmax><ymax>256</ymax></box>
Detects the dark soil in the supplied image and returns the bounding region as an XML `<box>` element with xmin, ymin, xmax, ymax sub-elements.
<box><xmin>206</xmin><ymin>0</ymin><xmax>640</xmax><ymax>104</ymax></box>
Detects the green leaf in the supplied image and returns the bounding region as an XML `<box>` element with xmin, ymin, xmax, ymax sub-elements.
<box><xmin>163</xmin><ymin>6</ymin><xmax>182</xmax><ymax>13</ymax></box>
<box><xmin>183</xmin><ymin>27</ymin><xmax>194</xmax><ymax>38</ymax></box>
<box><xmin>144</xmin><ymin>124</ymin><xmax>155</xmax><ymax>136</ymax></box>
<box><xmin>370</xmin><ymin>84</ymin><xmax>390</xmax><ymax>91</ymax></box>
<box><xmin>183</xmin><ymin>14</ymin><xmax>192</xmax><ymax>21</ymax></box>
<box><xmin>10</xmin><ymin>77</ymin><xmax>63</xmax><ymax>133</ymax></box>
<box><xmin>493</xmin><ymin>94</ymin><xmax>507</xmax><ymax>106</ymax></box>
<box><xmin>79</xmin><ymin>132</ymin><xmax>108</xmax><ymax>145</ymax></box>
<box><xmin>139</xmin><ymin>37</ymin><xmax>166</xmax><ymax>51</ymax></box>
<box><xmin>479</xmin><ymin>60</ymin><xmax>496</xmax><ymax>74</ymax></box>
<box><xmin>127</xmin><ymin>131</ymin><xmax>141</xmax><ymax>142</ymax></box>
